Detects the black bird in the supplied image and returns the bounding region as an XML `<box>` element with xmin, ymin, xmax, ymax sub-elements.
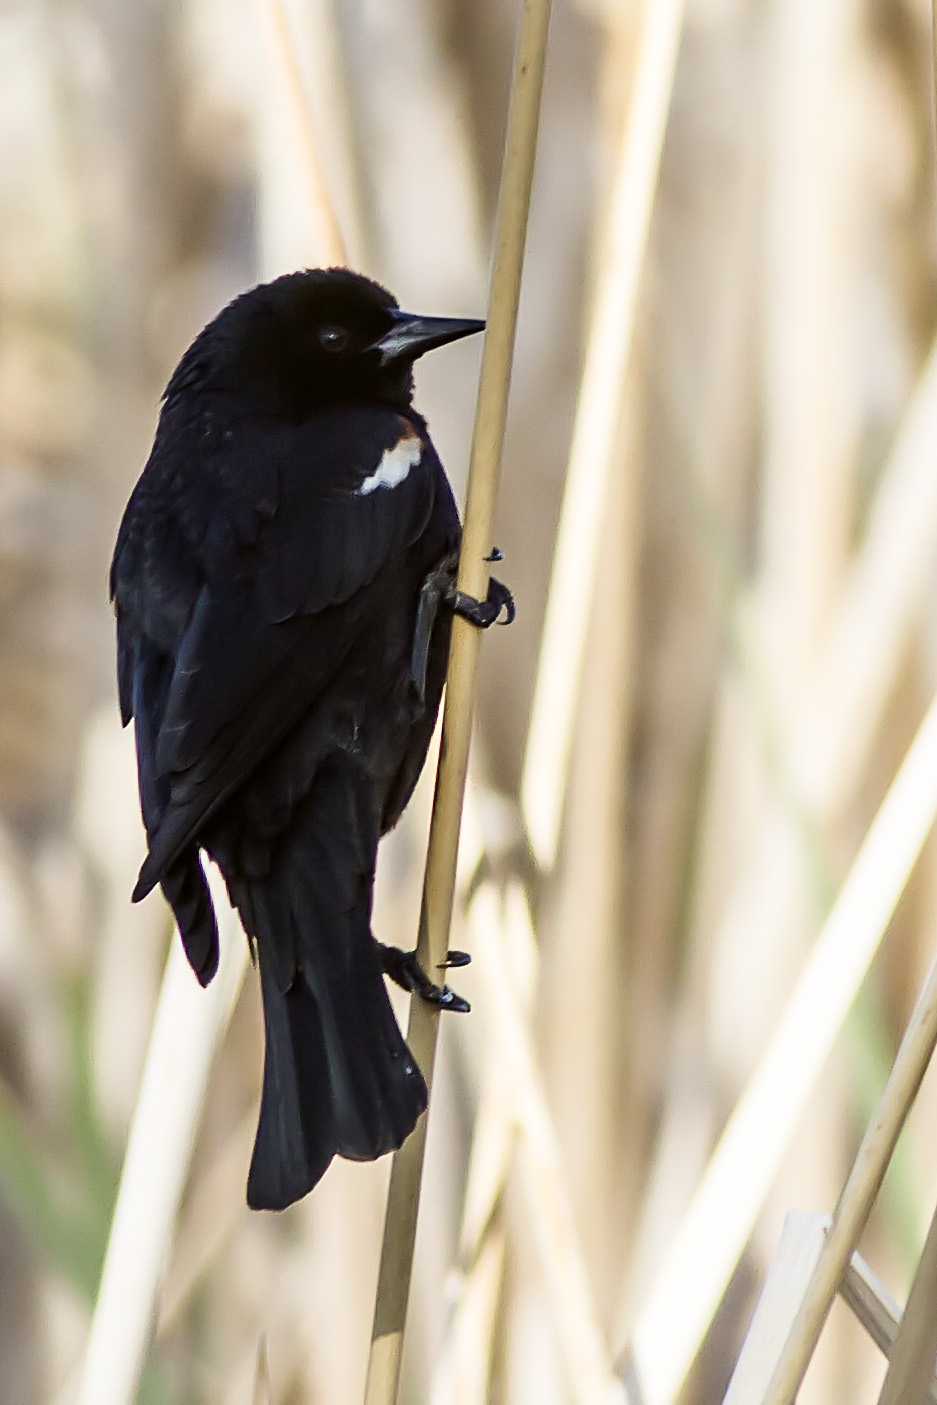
<box><xmin>110</xmin><ymin>268</ymin><xmax>512</xmax><ymax>1210</ymax></box>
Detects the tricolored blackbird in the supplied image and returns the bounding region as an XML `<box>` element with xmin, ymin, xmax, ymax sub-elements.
<box><xmin>111</xmin><ymin>268</ymin><xmax>512</xmax><ymax>1210</ymax></box>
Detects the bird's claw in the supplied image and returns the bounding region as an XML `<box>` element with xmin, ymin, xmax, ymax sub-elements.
<box><xmin>438</xmin><ymin>949</ymin><xmax>470</xmax><ymax>969</ymax></box>
<box><xmin>449</xmin><ymin>576</ymin><xmax>515</xmax><ymax>629</ymax></box>
<box><xmin>426</xmin><ymin>984</ymin><xmax>471</xmax><ymax>1013</ymax></box>
<box><xmin>377</xmin><ymin>943</ymin><xmax>470</xmax><ymax>1013</ymax></box>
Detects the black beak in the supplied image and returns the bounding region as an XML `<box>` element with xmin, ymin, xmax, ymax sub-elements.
<box><xmin>373</xmin><ymin>309</ymin><xmax>485</xmax><ymax>366</ymax></box>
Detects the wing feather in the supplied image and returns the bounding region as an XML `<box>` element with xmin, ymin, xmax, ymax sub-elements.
<box><xmin>111</xmin><ymin>403</ymin><xmax>451</xmax><ymax>898</ymax></box>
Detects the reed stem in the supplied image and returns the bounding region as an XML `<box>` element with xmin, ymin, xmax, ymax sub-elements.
<box><xmin>363</xmin><ymin>2</ymin><xmax>554</xmax><ymax>1399</ymax></box>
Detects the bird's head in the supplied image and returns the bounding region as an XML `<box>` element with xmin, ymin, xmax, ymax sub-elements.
<box><xmin>167</xmin><ymin>268</ymin><xmax>484</xmax><ymax>418</ymax></box>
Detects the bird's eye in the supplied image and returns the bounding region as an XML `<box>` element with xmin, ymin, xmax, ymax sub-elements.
<box><xmin>318</xmin><ymin>326</ymin><xmax>349</xmax><ymax>353</ymax></box>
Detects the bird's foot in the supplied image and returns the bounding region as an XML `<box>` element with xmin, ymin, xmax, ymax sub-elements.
<box><xmin>448</xmin><ymin>575</ymin><xmax>515</xmax><ymax>630</ymax></box>
<box><xmin>377</xmin><ymin>942</ymin><xmax>471</xmax><ymax>1012</ymax></box>
<box><xmin>410</xmin><ymin>550</ymin><xmax>514</xmax><ymax>703</ymax></box>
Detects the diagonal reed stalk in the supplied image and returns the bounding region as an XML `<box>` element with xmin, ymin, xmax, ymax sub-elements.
<box><xmin>868</xmin><ymin>18</ymin><xmax>937</xmax><ymax>1401</ymax></box>
<box><xmin>760</xmin><ymin>928</ymin><xmax>937</xmax><ymax>1405</ymax></box>
<box><xmin>76</xmin><ymin>10</ymin><xmax>346</xmax><ymax>1402</ymax></box>
<box><xmin>363</xmin><ymin>1</ymin><xmax>554</xmax><ymax>1399</ymax></box>
<box><xmin>876</xmin><ymin>1193</ymin><xmax>937</xmax><ymax>1404</ymax></box>
<box><xmin>257</xmin><ymin>0</ymin><xmax>346</xmax><ymax>265</ymax></box>
<box><xmin>77</xmin><ymin>885</ymin><xmax>249</xmax><ymax>1405</ymax></box>
<box><xmin>624</xmin><ymin>688</ymin><xmax>937</xmax><ymax>1405</ymax></box>
<box><xmin>615</xmin><ymin>312</ymin><xmax>937</xmax><ymax>1404</ymax></box>
<box><xmin>755</xmin><ymin>10</ymin><xmax>937</xmax><ymax>1400</ymax></box>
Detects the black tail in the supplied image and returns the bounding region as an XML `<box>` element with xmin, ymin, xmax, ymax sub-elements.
<box><xmin>222</xmin><ymin>762</ymin><xmax>427</xmax><ymax>1211</ymax></box>
<box><xmin>247</xmin><ymin>938</ymin><xmax>426</xmax><ymax>1210</ymax></box>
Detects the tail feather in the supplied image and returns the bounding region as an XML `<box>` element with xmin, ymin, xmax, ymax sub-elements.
<box><xmin>247</xmin><ymin>953</ymin><xmax>336</xmax><ymax>1210</ymax></box>
<box><xmin>247</xmin><ymin>930</ymin><xmax>427</xmax><ymax>1210</ymax></box>
<box><xmin>297</xmin><ymin>916</ymin><xmax>426</xmax><ymax>1163</ymax></box>
<box><xmin>234</xmin><ymin>762</ymin><xmax>427</xmax><ymax>1210</ymax></box>
<box><xmin>160</xmin><ymin>856</ymin><xmax>218</xmax><ymax>986</ymax></box>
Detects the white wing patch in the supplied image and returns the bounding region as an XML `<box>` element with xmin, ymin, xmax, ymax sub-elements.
<box><xmin>355</xmin><ymin>434</ymin><xmax>423</xmax><ymax>496</ymax></box>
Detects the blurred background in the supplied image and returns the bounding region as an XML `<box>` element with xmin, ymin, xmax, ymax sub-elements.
<box><xmin>3</xmin><ymin>0</ymin><xmax>937</xmax><ymax>1400</ymax></box>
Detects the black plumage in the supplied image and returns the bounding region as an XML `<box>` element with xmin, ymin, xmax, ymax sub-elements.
<box><xmin>110</xmin><ymin>268</ymin><xmax>506</xmax><ymax>1210</ymax></box>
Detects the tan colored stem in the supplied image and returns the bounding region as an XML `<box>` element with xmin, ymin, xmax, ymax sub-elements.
<box><xmin>626</xmin><ymin>688</ymin><xmax>937</xmax><ymax>1405</ymax></box>
<box><xmin>760</xmin><ymin>13</ymin><xmax>937</xmax><ymax>1400</ymax></box>
<box><xmin>257</xmin><ymin>0</ymin><xmax>346</xmax><ymax>266</ymax></box>
<box><xmin>433</xmin><ymin>3</ymin><xmax>686</xmax><ymax>1377</ymax></box>
<box><xmin>520</xmin><ymin>0</ymin><xmax>685</xmax><ymax>870</ymax></box>
<box><xmin>874</xmin><ymin>18</ymin><xmax>937</xmax><ymax>1405</ymax></box>
<box><xmin>363</xmin><ymin>2</ymin><xmax>554</xmax><ymax>1400</ymax></box>
<box><xmin>876</xmin><ymin>1197</ymin><xmax>937</xmax><ymax>1405</ymax></box>
<box><xmin>470</xmin><ymin>881</ymin><xmax>625</xmax><ymax>1405</ymax></box>
<box><xmin>77</xmin><ymin>897</ymin><xmax>248</xmax><ymax>1405</ymax></box>
<box><xmin>761</xmin><ymin>932</ymin><xmax>937</xmax><ymax>1404</ymax></box>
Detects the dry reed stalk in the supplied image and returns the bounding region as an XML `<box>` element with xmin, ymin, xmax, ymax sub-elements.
<box><xmin>759</xmin><ymin>0</ymin><xmax>858</xmax><ymax>682</ymax></box>
<box><xmin>756</xmin><ymin>18</ymin><xmax>861</xmax><ymax>1377</ymax></box>
<box><xmin>341</xmin><ymin>6</ymin><xmax>487</xmax><ymax>1369</ymax></box>
<box><xmin>77</xmin><ymin>9</ymin><xmax>347</xmax><ymax>1400</ymax></box>
<box><xmin>623</xmin><ymin>687</ymin><xmax>937</xmax><ymax>1405</ymax></box>
<box><xmin>760</xmin><ymin>925</ymin><xmax>937</xmax><ymax>1405</ymax></box>
<box><xmin>618</xmin><ymin>315</ymin><xmax>937</xmax><ymax>1391</ymax></box>
<box><xmin>791</xmin><ymin>333</ymin><xmax>937</xmax><ymax>817</ymax></box>
<box><xmin>469</xmin><ymin>880</ymin><xmax>625</xmax><ymax>1405</ymax></box>
<box><xmin>621</xmin><ymin>11</ymin><xmax>937</xmax><ymax>1390</ymax></box>
<box><xmin>435</xmin><ymin>761</ymin><xmax>626</xmax><ymax>1402</ymax></box>
<box><xmin>606</xmin><ymin>12</ymin><xmax>764</xmax><ymax>1332</ymax></box>
<box><xmin>722</xmin><ymin>1212</ymin><xmax>830</xmax><ymax>1405</ymax></box>
<box><xmin>337</xmin><ymin>0</ymin><xmax>484</xmax><ymax>314</ymax></box>
<box><xmin>875</xmin><ymin>1196</ymin><xmax>937</xmax><ymax>1405</ymax></box>
<box><xmin>520</xmin><ymin>0</ymin><xmax>685</xmax><ymax>873</ymax></box>
<box><xmin>540</xmin><ymin>375</ymin><xmax>638</xmax><ymax>1305</ymax></box>
<box><xmin>252</xmin><ymin>1336</ymin><xmax>273</xmax><ymax>1405</ymax></box>
<box><xmin>429</xmin><ymin>1225</ymin><xmax>506</xmax><ymax>1405</ymax></box>
<box><xmin>433</xmin><ymin>2</ymin><xmax>684</xmax><ymax>1369</ymax></box>
<box><xmin>156</xmin><ymin>1109</ymin><xmax>257</xmax><ymax>1334</ymax></box>
<box><xmin>758</xmin><ymin>33</ymin><xmax>937</xmax><ymax>1396</ymax></box>
<box><xmin>677</xmin><ymin>10</ymin><xmax>862</xmax><ymax>1397</ymax></box>
<box><xmin>724</xmin><ymin>1214</ymin><xmax>937</xmax><ymax>1402</ymax></box>
<box><xmin>364</xmin><ymin>4</ymin><xmax>554</xmax><ymax>1397</ymax></box>
<box><xmin>429</xmin><ymin>794</ymin><xmax>536</xmax><ymax>1405</ymax></box>
<box><xmin>620</xmin><ymin>13</ymin><xmax>937</xmax><ymax>1400</ymax></box>
<box><xmin>76</xmin><ymin>889</ymin><xmax>248</xmax><ymax>1405</ymax></box>
<box><xmin>254</xmin><ymin>0</ymin><xmax>346</xmax><ymax>265</ymax></box>
<box><xmin>839</xmin><ymin>1254</ymin><xmax>906</xmax><ymax>1363</ymax></box>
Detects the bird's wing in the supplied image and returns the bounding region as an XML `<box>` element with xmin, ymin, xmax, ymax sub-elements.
<box><xmin>112</xmin><ymin>404</ymin><xmax>457</xmax><ymax>897</ymax></box>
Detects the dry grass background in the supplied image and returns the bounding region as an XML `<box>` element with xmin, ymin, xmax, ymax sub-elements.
<box><xmin>3</xmin><ymin>0</ymin><xmax>937</xmax><ymax>1401</ymax></box>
